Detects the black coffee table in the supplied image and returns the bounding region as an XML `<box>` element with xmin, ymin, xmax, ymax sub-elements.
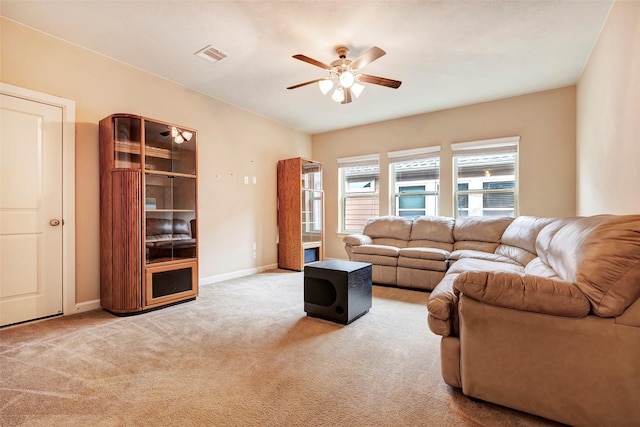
<box><xmin>303</xmin><ymin>260</ymin><xmax>372</xmax><ymax>324</ymax></box>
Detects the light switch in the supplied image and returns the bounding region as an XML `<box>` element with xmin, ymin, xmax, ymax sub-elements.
<box><xmin>244</xmin><ymin>176</ymin><xmax>249</xmax><ymax>185</ymax></box>
<box><xmin>252</xmin><ymin>176</ymin><xmax>257</xmax><ymax>185</ymax></box>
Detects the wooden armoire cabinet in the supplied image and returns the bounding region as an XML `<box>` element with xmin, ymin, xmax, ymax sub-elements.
<box><xmin>277</xmin><ymin>157</ymin><xmax>324</xmax><ymax>271</ymax></box>
<box><xmin>99</xmin><ymin>114</ymin><xmax>198</xmax><ymax>314</ymax></box>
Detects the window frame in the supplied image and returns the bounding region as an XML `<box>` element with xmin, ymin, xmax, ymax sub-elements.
<box><xmin>338</xmin><ymin>154</ymin><xmax>380</xmax><ymax>233</ymax></box>
<box><xmin>388</xmin><ymin>146</ymin><xmax>441</xmax><ymax>218</ymax></box>
<box><xmin>452</xmin><ymin>137</ymin><xmax>519</xmax><ymax>218</ymax></box>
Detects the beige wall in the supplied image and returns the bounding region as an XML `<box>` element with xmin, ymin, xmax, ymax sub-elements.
<box><xmin>312</xmin><ymin>87</ymin><xmax>577</xmax><ymax>260</ymax></box>
<box><xmin>577</xmin><ymin>0</ymin><xmax>640</xmax><ymax>215</ymax></box>
<box><xmin>1</xmin><ymin>18</ymin><xmax>311</xmax><ymax>304</ymax></box>
<box><xmin>9</xmin><ymin>1</ymin><xmax>633</xmax><ymax>303</ymax></box>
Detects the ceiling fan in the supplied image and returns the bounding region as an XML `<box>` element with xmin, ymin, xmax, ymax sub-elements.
<box><xmin>287</xmin><ymin>46</ymin><xmax>402</xmax><ymax>104</ymax></box>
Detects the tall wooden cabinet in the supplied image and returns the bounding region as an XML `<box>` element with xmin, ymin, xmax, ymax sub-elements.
<box><xmin>277</xmin><ymin>157</ymin><xmax>324</xmax><ymax>271</ymax></box>
<box><xmin>99</xmin><ymin>114</ymin><xmax>198</xmax><ymax>314</ymax></box>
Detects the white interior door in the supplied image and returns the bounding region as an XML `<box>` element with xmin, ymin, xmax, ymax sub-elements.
<box><xmin>0</xmin><ymin>94</ymin><xmax>64</xmax><ymax>327</ymax></box>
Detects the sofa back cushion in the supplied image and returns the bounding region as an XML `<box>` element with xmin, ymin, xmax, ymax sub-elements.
<box><xmin>535</xmin><ymin>217</ymin><xmax>577</xmax><ymax>266</ymax></box>
<box><xmin>408</xmin><ymin>216</ymin><xmax>455</xmax><ymax>251</ymax></box>
<box><xmin>453</xmin><ymin>216</ymin><xmax>513</xmax><ymax>252</ymax></box>
<box><xmin>172</xmin><ymin>219</ymin><xmax>191</xmax><ymax>238</ymax></box>
<box><xmin>363</xmin><ymin>216</ymin><xmax>413</xmax><ymax>248</ymax></box>
<box><xmin>495</xmin><ymin>216</ymin><xmax>557</xmax><ymax>266</ymax></box>
<box><xmin>146</xmin><ymin>218</ymin><xmax>192</xmax><ymax>241</ymax></box>
<box><xmin>546</xmin><ymin>215</ymin><xmax>640</xmax><ymax>317</ymax></box>
<box><xmin>524</xmin><ymin>257</ymin><xmax>560</xmax><ymax>279</ymax></box>
<box><xmin>146</xmin><ymin>218</ymin><xmax>173</xmax><ymax>240</ymax></box>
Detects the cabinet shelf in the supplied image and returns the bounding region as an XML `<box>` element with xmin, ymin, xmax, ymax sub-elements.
<box><xmin>146</xmin><ymin>209</ymin><xmax>195</xmax><ymax>213</ymax></box>
<box><xmin>116</xmin><ymin>140</ymin><xmax>171</xmax><ymax>159</ymax></box>
<box><xmin>145</xmin><ymin>170</ymin><xmax>196</xmax><ymax>179</ymax></box>
<box><xmin>145</xmin><ymin>257</ymin><xmax>194</xmax><ymax>265</ymax></box>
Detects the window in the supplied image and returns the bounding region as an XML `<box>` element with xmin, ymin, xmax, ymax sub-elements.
<box><xmin>452</xmin><ymin>137</ymin><xmax>519</xmax><ymax>217</ymax></box>
<box><xmin>338</xmin><ymin>154</ymin><xmax>380</xmax><ymax>232</ymax></box>
<box><xmin>388</xmin><ymin>147</ymin><xmax>440</xmax><ymax>218</ymax></box>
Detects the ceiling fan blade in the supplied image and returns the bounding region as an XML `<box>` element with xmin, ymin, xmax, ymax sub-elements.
<box><xmin>287</xmin><ymin>78</ymin><xmax>324</xmax><ymax>90</ymax></box>
<box><xmin>342</xmin><ymin>87</ymin><xmax>352</xmax><ymax>104</ymax></box>
<box><xmin>292</xmin><ymin>54</ymin><xmax>332</xmax><ymax>70</ymax></box>
<box><xmin>349</xmin><ymin>47</ymin><xmax>386</xmax><ymax>71</ymax></box>
<box><xmin>358</xmin><ymin>74</ymin><xmax>402</xmax><ymax>89</ymax></box>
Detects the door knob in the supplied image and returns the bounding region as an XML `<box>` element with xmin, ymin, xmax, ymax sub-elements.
<box><xmin>49</xmin><ymin>219</ymin><xmax>61</xmax><ymax>226</ymax></box>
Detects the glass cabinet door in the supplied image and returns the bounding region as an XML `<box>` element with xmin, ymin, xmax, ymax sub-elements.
<box><xmin>114</xmin><ymin>116</ymin><xmax>141</xmax><ymax>168</ymax></box>
<box><xmin>145</xmin><ymin>174</ymin><xmax>196</xmax><ymax>264</ymax></box>
<box><xmin>144</xmin><ymin>120</ymin><xmax>196</xmax><ymax>175</ymax></box>
<box><xmin>301</xmin><ymin>189</ymin><xmax>323</xmax><ymax>244</ymax></box>
<box><xmin>301</xmin><ymin>160</ymin><xmax>322</xmax><ymax>191</ymax></box>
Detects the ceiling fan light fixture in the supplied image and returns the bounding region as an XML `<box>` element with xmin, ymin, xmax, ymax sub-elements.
<box><xmin>318</xmin><ymin>79</ymin><xmax>334</xmax><ymax>95</ymax></box>
<box><xmin>351</xmin><ymin>82</ymin><xmax>365</xmax><ymax>98</ymax></box>
<box><xmin>339</xmin><ymin>71</ymin><xmax>355</xmax><ymax>88</ymax></box>
<box><xmin>331</xmin><ymin>87</ymin><xmax>345</xmax><ymax>103</ymax></box>
<box><xmin>287</xmin><ymin>45</ymin><xmax>401</xmax><ymax>105</ymax></box>
<box><xmin>169</xmin><ymin>126</ymin><xmax>192</xmax><ymax>144</ymax></box>
<box><xmin>181</xmin><ymin>130</ymin><xmax>193</xmax><ymax>142</ymax></box>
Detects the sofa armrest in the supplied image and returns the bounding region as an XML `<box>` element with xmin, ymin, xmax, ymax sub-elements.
<box><xmin>343</xmin><ymin>234</ymin><xmax>373</xmax><ymax>246</ymax></box>
<box><xmin>427</xmin><ymin>274</ymin><xmax>460</xmax><ymax>337</ymax></box>
<box><xmin>343</xmin><ymin>234</ymin><xmax>372</xmax><ymax>260</ymax></box>
<box><xmin>454</xmin><ymin>271</ymin><xmax>590</xmax><ymax>318</ymax></box>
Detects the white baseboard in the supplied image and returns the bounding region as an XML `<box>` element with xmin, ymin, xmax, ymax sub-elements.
<box><xmin>200</xmin><ymin>263</ymin><xmax>279</xmax><ymax>285</ymax></box>
<box><xmin>70</xmin><ymin>299</ymin><xmax>102</xmax><ymax>314</ymax></box>
<box><xmin>66</xmin><ymin>265</ymin><xmax>279</xmax><ymax>316</ymax></box>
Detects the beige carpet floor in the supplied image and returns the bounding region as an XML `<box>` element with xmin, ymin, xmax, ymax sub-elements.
<box><xmin>1</xmin><ymin>269</ymin><xmax>563</xmax><ymax>426</ymax></box>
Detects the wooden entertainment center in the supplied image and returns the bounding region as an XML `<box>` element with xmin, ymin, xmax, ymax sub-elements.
<box><xmin>99</xmin><ymin>114</ymin><xmax>198</xmax><ymax>314</ymax></box>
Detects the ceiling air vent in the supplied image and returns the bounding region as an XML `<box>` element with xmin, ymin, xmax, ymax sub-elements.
<box><xmin>194</xmin><ymin>45</ymin><xmax>227</xmax><ymax>63</ymax></box>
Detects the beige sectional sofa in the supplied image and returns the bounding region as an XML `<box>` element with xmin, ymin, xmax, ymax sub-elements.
<box><xmin>344</xmin><ymin>215</ymin><xmax>456</xmax><ymax>289</ymax></box>
<box><xmin>343</xmin><ymin>215</ymin><xmax>550</xmax><ymax>290</ymax></box>
<box><xmin>344</xmin><ymin>214</ymin><xmax>640</xmax><ymax>427</ymax></box>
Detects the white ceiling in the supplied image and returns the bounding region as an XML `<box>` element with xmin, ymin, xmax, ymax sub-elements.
<box><xmin>1</xmin><ymin>1</ymin><xmax>613</xmax><ymax>134</ymax></box>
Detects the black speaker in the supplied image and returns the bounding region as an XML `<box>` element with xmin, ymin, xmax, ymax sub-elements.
<box><xmin>304</xmin><ymin>260</ymin><xmax>372</xmax><ymax>324</ymax></box>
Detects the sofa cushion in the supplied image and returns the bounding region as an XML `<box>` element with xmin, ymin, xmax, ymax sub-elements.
<box><xmin>524</xmin><ymin>258</ymin><xmax>560</xmax><ymax>279</ymax></box>
<box><xmin>548</xmin><ymin>215</ymin><xmax>640</xmax><ymax>317</ymax></box>
<box><xmin>448</xmin><ymin>257</ymin><xmax>524</xmax><ymax>275</ymax></box>
<box><xmin>398</xmin><ymin>257</ymin><xmax>448</xmax><ymax>272</ymax></box>
<box><xmin>173</xmin><ymin>219</ymin><xmax>190</xmax><ymax>235</ymax></box>
<box><xmin>399</xmin><ymin>247</ymin><xmax>449</xmax><ymax>261</ymax></box>
<box><xmin>351</xmin><ymin>244</ymin><xmax>400</xmax><ymax>258</ymax></box>
<box><xmin>146</xmin><ymin>234</ymin><xmax>173</xmax><ymax>242</ymax></box>
<box><xmin>350</xmin><ymin>253</ymin><xmax>398</xmax><ymax>267</ymax></box>
<box><xmin>449</xmin><ymin>249</ymin><xmax>521</xmax><ymax>266</ymax></box>
<box><xmin>493</xmin><ymin>245</ymin><xmax>537</xmax><ymax>267</ymax></box>
<box><xmin>535</xmin><ymin>217</ymin><xmax>576</xmax><ymax>266</ymax></box>
<box><xmin>499</xmin><ymin>216</ymin><xmax>557</xmax><ymax>254</ymax></box>
<box><xmin>454</xmin><ymin>271</ymin><xmax>591</xmax><ymax>318</ymax></box>
<box><xmin>371</xmin><ymin>238</ymin><xmax>409</xmax><ymax>248</ymax></box>
<box><xmin>408</xmin><ymin>216</ymin><xmax>455</xmax><ymax>251</ymax></box>
<box><xmin>494</xmin><ymin>216</ymin><xmax>556</xmax><ymax>266</ymax></box>
<box><xmin>363</xmin><ymin>215</ymin><xmax>413</xmax><ymax>241</ymax></box>
<box><xmin>452</xmin><ymin>241</ymin><xmax>500</xmax><ymax>253</ymax></box>
<box><xmin>146</xmin><ymin>218</ymin><xmax>173</xmax><ymax>236</ymax></box>
<box><xmin>453</xmin><ymin>216</ymin><xmax>513</xmax><ymax>244</ymax></box>
<box><xmin>146</xmin><ymin>218</ymin><xmax>192</xmax><ymax>240</ymax></box>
